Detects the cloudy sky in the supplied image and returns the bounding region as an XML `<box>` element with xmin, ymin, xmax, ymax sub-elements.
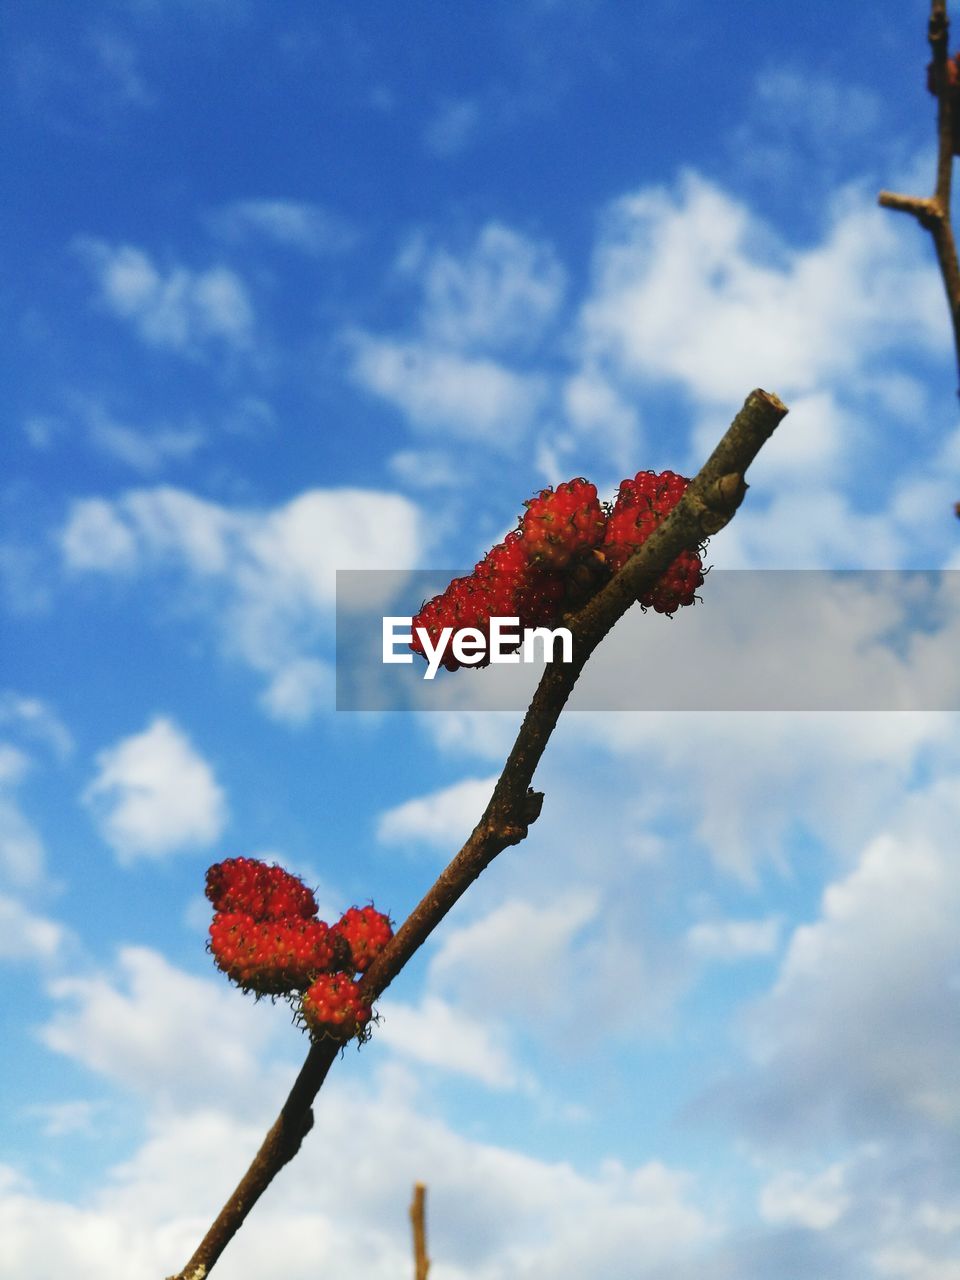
<box><xmin>4</xmin><ymin>2</ymin><xmax>960</xmax><ymax>1277</ymax></box>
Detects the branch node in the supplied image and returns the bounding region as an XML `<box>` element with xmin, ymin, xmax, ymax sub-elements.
<box><xmin>523</xmin><ymin>789</ymin><xmax>545</xmax><ymax>825</ymax></box>
<box><xmin>699</xmin><ymin>471</ymin><xmax>748</xmax><ymax>533</ymax></box>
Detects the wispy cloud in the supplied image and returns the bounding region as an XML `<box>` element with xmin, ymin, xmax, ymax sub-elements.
<box><xmin>423</xmin><ymin>96</ymin><xmax>483</xmax><ymax>156</ymax></box>
<box><xmin>74</xmin><ymin>239</ymin><xmax>255</xmax><ymax>356</ymax></box>
<box><xmin>0</xmin><ymin>893</ymin><xmax>65</xmax><ymax>963</ymax></box>
<box><xmin>686</xmin><ymin>915</ymin><xmax>782</xmax><ymax>962</ymax></box>
<box><xmin>13</xmin><ymin>31</ymin><xmax>155</xmax><ymax>135</ymax></box>
<box><xmin>209</xmin><ymin>198</ymin><xmax>357</xmax><ymax>255</ymax></box>
<box><xmin>397</xmin><ymin>222</ymin><xmax>566</xmax><ymax>354</ymax></box>
<box><xmin>0</xmin><ymin>745</ymin><xmax>47</xmax><ymax>888</ymax></box>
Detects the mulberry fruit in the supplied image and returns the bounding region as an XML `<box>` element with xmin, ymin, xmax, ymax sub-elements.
<box><xmin>205</xmin><ymin>857</ymin><xmax>317</xmax><ymax>922</ymax></box>
<box><xmin>603</xmin><ymin>470</ymin><xmax>704</xmax><ymax>614</ymax></box>
<box><xmin>331</xmin><ymin>905</ymin><xmax>394</xmax><ymax>973</ymax></box>
<box><xmin>301</xmin><ymin>973</ymin><xmax>372</xmax><ymax>1040</ymax></box>
<box><xmin>520</xmin><ymin>479</ymin><xmax>606</xmax><ymax>569</ymax></box>
<box><xmin>209</xmin><ymin>911</ymin><xmax>338</xmax><ymax>994</ymax></box>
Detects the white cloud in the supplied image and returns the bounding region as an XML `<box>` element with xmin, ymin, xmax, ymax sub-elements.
<box><xmin>872</xmin><ymin>1246</ymin><xmax>960</xmax><ymax>1280</ymax></box>
<box><xmin>0</xmin><ymin>893</ymin><xmax>65</xmax><ymax>962</ymax></box>
<box><xmin>59</xmin><ymin>484</ymin><xmax>424</xmax><ymax>722</ymax></box>
<box><xmin>561</xmin><ymin>366</ymin><xmax>640</xmax><ymax>473</ymax></box>
<box><xmin>60</xmin><ymin>498</ymin><xmax>139</xmax><ymax>572</ymax></box>
<box><xmin>40</xmin><ymin>946</ymin><xmax>294</xmax><ymax>1113</ymax></box>
<box><xmin>428</xmin><ymin>891</ymin><xmax>601</xmax><ymax>1023</ymax></box>
<box><xmin>727</xmin><ymin>67</ymin><xmax>885</xmax><ymax>192</ymax></box>
<box><xmin>75</xmin><ymin>238</ymin><xmax>254</xmax><ymax>354</ymax></box>
<box><xmin>347</xmin><ymin>222</ymin><xmax>562</xmax><ymax>448</ymax></box>
<box><xmin>686</xmin><ymin>916</ymin><xmax>781</xmax><ymax>961</ymax></box>
<box><xmin>0</xmin><ymin>1068</ymin><xmax>711</xmax><ymax>1279</ymax></box>
<box><xmin>759</xmin><ymin>1162</ymin><xmax>851</xmax><ymax>1230</ymax></box>
<box><xmin>85</xmin><ymin>407</ymin><xmax>203</xmax><ymax>474</ymax></box>
<box><xmin>63</xmin><ymin>486</ymin><xmax>420</xmax><ymax>591</ymax></box>
<box><xmin>0</xmin><ymin>744</ymin><xmax>30</xmax><ymax>785</ymax></box>
<box><xmin>398</xmin><ymin>222</ymin><xmax>566</xmax><ymax>353</ymax></box>
<box><xmin>752</xmin><ymin>68</ymin><xmax>881</xmax><ymax>145</ymax></box>
<box><xmin>0</xmin><ymin>745</ymin><xmax>46</xmax><ymax>886</ymax></box>
<box><xmin>704</xmin><ymin>487</ymin><xmax>908</xmax><ymax>569</ymax></box>
<box><xmin>259</xmin><ymin>658</ymin><xmax>333</xmax><ymax>725</ymax></box>
<box><xmin>709</xmin><ymin>777</ymin><xmax>960</xmax><ymax>1147</ymax></box>
<box><xmin>573</xmin><ymin>698</ymin><xmax>960</xmax><ymax>884</ymax></box>
<box><xmin>0</xmin><ymin>694</ymin><xmax>73</xmax><ymax>761</ymax></box>
<box><xmin>377</xmin><ymin>994</ymin><xmax>530</xmax><ymax>1090</ymax></box>
<box><xmin>348</xmin><ymin>334</ymin><xmax>546</xmax><ymax>446</ymax></box>
<box><xmin>82</xmin><ymin>717</ymin><xmax>227</xmax><ymax>862</ymax></box>
<box><xmin>578</xmin><ymin>172</ymin><xmax>945</xmax><ymax>408</ymax></box>
<box><xmin>210</xmin><ymin>198</ymin><xmax>356</xmax><ymax>255</ymax></box>
<box><xmin>696</xmin><ymin>389</ymin><xmax>850</xmax><ymax>489</ymax></box>
<box><xmin>22</xmin><ymin>1100</ymin><xmax>104</xmax><ymax>1138</ymax></box>
<box><xmin>377</xmin><ymin>775</ymin><xmax>498</xmax><ymax>849</ymax></box>
<box><xmin>388</xmin><ymin>448</ymin><xmax>462</xmax><ymax>489</ymax></box>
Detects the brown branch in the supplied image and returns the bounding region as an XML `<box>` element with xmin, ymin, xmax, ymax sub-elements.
<box><xmin>410</xmin><ymin>1182</ymin><xmax>430</xmax><ymax>1280</ymax></box>
<box><xmin>166</xmin><ymin>387</ymin><xmax>788</xmax><ymax>1280</ymax></box>
<box><xmin>879</xmin><ymin>0</ymin><xmax>960</xmax><ymax>392</ymax></box>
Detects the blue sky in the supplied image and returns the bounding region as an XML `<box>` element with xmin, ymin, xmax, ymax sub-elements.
<box><xmin>3</xmin><ymin>2</ymin><xmax>960</xmax><ymax>1277</ymax></box>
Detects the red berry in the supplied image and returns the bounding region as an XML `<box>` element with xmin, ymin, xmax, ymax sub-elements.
<box><xmin>205</xmin><ymin>857</ymin><xmax>317</xmax><ymax>921</ymax></box>
<box><xmin>603</xmin><ymin>470</ymin><xmax>704</xmax><ymax>615</ymax></box>
<box><xmin>301</xmin><ymin>973</ymin><xmax>372</xmax><ymax>1040</ymax></box>
<box><xmin>209</xmin><ymin>911</ymin><xmax>338</xmax><ymax>994</ymax></box>
<box><xmin>331</xmin><ymin>905</ymin><xmax>394</xmax><ymax>973</ymax></box>
<box><xmin>520</xmin><ymin>479</ymin><xmax>606</xmax><ymax>569</ymax></box>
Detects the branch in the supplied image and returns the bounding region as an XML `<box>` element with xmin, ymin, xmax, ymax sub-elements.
<box><xmin>167</xmin><ymin>387</ymin><xmax>788</xmax><ymax>1280</ymax></box>
<box><xmin>410</xmin><ymin>1182</ymin><xmax>430</xmax><ymax>1280</ymax></box>
<box><xmin>879</xmin><ymin>0</ymin><xmax>960</xmax><ymax>392</ymax></box>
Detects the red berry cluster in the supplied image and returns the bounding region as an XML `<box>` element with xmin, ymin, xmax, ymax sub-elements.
<box><xmin>206</xmin><ymin>857</ymin><xmax>393</xmax><ymax>1042</ymax></box>
<box><xmin>603</xmin><ymin>470</ymin><xmax>704</xmax><ymax>614</ymax></box>
<box><xmin>411</xmin><ymin>470</ymin><xmax>705</xmax><ymax>671</ymax></box>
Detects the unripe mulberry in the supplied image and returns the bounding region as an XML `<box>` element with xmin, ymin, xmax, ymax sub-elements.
<box><xmin>301</xmin><ymin>973</ymin><xmax>372</xmax><ymax>1040</ymax></box>
<box><xmin>209</xmin><ymin>911</ymin><xmax>339</xmax><ymax>994</ymax></box>
<box><xmin>603</xmin><ymin>470</ymin><xmax>704</xmax><ymax>615</ymax></box>
<box><xmin>205</xmin><ymin>857</ymin><xmax>317</xmax><ymax>922</ymax></box>
<box><xmin>331</xmin><ymin>905</ymin><xmax>394</xmax><ymax>973</ymax></box>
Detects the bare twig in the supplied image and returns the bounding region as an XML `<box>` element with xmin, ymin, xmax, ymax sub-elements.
<box><xmin>410</xmin><ymin>1182</ymin><xmax>430</xmax><ymax>1280</ymax></box>
<box><xmin>879</xmin><ymin>1</ymin><xmax>960</xmax><ymax>391</ymax></box>
<box><xmin>167</xmin><ymin>387</ymin><xmax>788</xmax><ymax>1280</ymax></box>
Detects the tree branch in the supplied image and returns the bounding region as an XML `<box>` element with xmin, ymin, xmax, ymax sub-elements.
<box><xmin>167</xmin><ymin>387</ymin><xmax>788</xmax><ymax>1280</ymax></box>
<box><xmin>879</xmin><ymin>0</ymin><xmax>960</xmax><ymax>393</ymax></box>
<box><xmin>410</xmin><ymin>1182</ymin><xmax>430</xmax><ymax>1280</ymax></box>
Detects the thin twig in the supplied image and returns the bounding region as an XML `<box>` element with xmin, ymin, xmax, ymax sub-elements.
<box><xmin>879</xmin><ymin>1</ymin><xmax>960</xmax><ymax>392</ymax></box>
<box><xmin>167</xmin><ymin>387</ymin><xmax>788</xmax><ymax>1280</ymax></box>
<box><xmin>410</xmin><ymin>1182</ymin><xmax>430</xmax><ymax>1280</ymax></box>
